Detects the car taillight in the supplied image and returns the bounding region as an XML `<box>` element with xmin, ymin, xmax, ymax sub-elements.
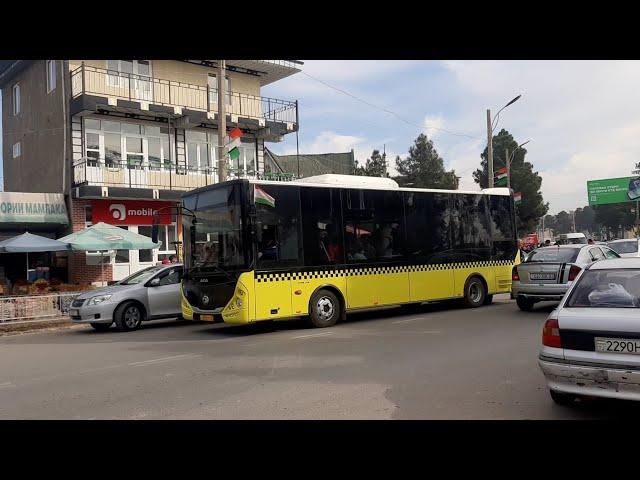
<box><xmin>542</xmin><ymin>317</ymin><xmax>562</xmax><ymax>348</ymax></box>
<box><xmin>512</xmin><ymin>266</ymin><xmax>520</xmax><ymax>281</ymax></box>
<box><xmin>568</xmin><ymin>265</ymin><xmax>581</xmax><ymax>281</ymax></box>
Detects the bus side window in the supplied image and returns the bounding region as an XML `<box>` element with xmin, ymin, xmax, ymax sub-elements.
<box><xmin>301</xmin><ymin>187</ymin><xmax>344</xmax><ymax>266</ymax></box>
<box><xmin>256</xmin><ymin>185</ymin><xmax>302</xmax><ymax>268</ymax></box>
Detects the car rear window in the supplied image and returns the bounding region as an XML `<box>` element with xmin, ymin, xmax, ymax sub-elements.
<box><xmin>609</xmin><ymin>241</ymin><xmax>638</xmax><ymax>254</ymax></box>
<box><xmin>526</xmin><ymin>248</ymin><xmax>580</xmax><ymax>263</ymax></box>
<box><xmin>566</xmin><ymin>269</ymin><xmax>640</xmax><ymax>308</ymax></box>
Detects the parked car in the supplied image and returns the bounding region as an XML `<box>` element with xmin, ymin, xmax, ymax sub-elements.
<box><xmin>607</xmin><ymin>238</ymin><xmax>640</xmax><ymax>258</ymax></box>
<box><xmin>69</xmin><ymin>264</ymin><xmax>183</xmax><ymax>332</ymax></box>
<box><xmin>555</xmin><ymin>233</ymin><xmax>587</xmax><ymax>245</ymax></box>
<box><xmin>512</xmin><ymin>244</ymin><xmax>620</xmax><ymax>311</ymax></box>
<box><xmin>538</xmin><ymin>258</ymin><xmax>640</xmax><ymax>405</ymax></box>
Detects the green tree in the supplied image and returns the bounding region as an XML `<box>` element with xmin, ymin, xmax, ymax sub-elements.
<box><xmin>594</xmin><ymin>203</ymin><xmax>635</xmax><ymax>238</ymax></box>
<box><xmin>554</xmin><ymin>211</ymin><xmax>573</xmax><ymax>233</ymax></box>
<box><xmin>394</xmin><ymin>133</ymin><xmax>458</xmax><ymax>189</ymax></box>
<box><xmin>355</xmin><ymin>149</ymin><xmax>389</xmax><ymax>177</ymax></box>
<box><xmin>574</xmin><ymin>206</ymin><xmax>597</xmax><ymax>233</ymax></box>
<box><xmin>473</xmin><ymin>129</ymin><xmax>547</xmax><ymax>236</ymax></box>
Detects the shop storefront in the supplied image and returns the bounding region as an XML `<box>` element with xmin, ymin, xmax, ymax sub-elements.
<box><xmin>0</xmin><ymin>192</ymin><xmax>70</xmax><ymax>288</ymax></box>
<box><xmin>83</xmin><ymin>199</ymin><xmax>180</xmax><ymax>281</ymax></box>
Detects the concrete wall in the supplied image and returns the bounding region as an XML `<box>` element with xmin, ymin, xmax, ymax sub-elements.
<box><xmin>2</xmin><ymin>60</ymin><xmax>66</xmax><ymax>193</ymax></box>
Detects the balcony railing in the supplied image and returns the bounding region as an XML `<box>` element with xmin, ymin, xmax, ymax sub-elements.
<box><xmin>73</xmin><ymin>158</ymin><xmax>297</xmax><ymax>191</ymax></box>
<box><xmin>70</xmin><ymin>64</ymin><xmax>298</xmax><ymax>125</ymax></box>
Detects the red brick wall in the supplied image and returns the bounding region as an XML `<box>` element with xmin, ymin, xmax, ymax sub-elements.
<box><xmin>68</xmin><ymin>199</ymin><xmax>113</xmax><ymax>285</ymax></box>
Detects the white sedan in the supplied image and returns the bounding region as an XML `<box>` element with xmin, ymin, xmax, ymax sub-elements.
<box><xmin>538</xmin><ymin>258</ymin><xmax>640</xmax><ymax>405</ymax></box>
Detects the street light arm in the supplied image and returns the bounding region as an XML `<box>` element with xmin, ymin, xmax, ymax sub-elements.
<box><xmin>491</xmin><ymin>95</ymin><xmax>522</xmax><ymax>133</ymax></box>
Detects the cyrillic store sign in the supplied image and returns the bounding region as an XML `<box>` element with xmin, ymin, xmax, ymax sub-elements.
<box><xmin>0</xmin><ymin>192</ymin><xmax>69</xmax><ymax>225</ymax></box>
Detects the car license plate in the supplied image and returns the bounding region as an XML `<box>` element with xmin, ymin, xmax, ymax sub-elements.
<box><xmin>530</xmin><ymin>273</ymin><xmax>556</xmax><ymax>280</ymax></box>
<box><xmin>69</xmin><ymin>309</ymin><xmax>79</xmax><ymax>317</ymax></box>
<box><xmin>201</xmin><ymin>314</ymin><xmax>214</xmax><ymax>321</ymax></box>
<box><xmin>595</xmin><ymin>337</ymin><xmax>640</xmax><ymax>355</ymax></box>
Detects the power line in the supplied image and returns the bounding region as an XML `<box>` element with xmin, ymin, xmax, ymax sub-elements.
<box><xmin>300</xmin><ymin>70</ymin><xmax>482</xmax><ymax>141</ymax></box>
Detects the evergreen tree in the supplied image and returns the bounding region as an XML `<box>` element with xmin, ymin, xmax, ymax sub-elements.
<box><xmin>354</xmin><ymin>150</ymin><xmax>389</xmax><ymax>177</ymax></box>
<box><xmin>473</xmin><ymin>129</ymin><xmax>547</xmax><ymax>236</ymax></box>
<box><xmin>394</xmin><ymin>133</ymin><xmax>458</xmax><ymax>189</ymax></box>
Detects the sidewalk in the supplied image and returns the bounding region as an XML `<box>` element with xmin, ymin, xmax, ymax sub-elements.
<box><xmin>0</xmin><ymin>316</ymin><xmax>84</xmax><ymax>336</ymax></box>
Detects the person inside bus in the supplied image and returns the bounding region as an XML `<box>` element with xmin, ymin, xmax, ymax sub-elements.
<box><xmin>374</xmin><ymin>225</ymin><xmax>394</xmax><ymax>257</ymax></box>
<box><xmin>325</xmin><ymin>225</ymin><xmax>343</xmax><ymax>263</ymax></box>
<box><xmin>258</xmin><ymin>228</ymin><xmax>278</xmax><ymax>260</ymax></box>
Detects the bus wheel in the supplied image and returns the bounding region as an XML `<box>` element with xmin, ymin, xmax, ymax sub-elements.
<box><xmin>463</xmin><ymin>276</ymin><xmax>486</xmax><ymax>308</ymax></box>
<box><xmin>308</xmin><ymin>289</ymin><xmax>340</xmax><ymax>328</ymax></box>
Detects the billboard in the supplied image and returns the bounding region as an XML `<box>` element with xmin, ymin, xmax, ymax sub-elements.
<box><xmin>587</xmin><ymin>176</ymin><xmax>640</xmax><ymax>206</ymax></box>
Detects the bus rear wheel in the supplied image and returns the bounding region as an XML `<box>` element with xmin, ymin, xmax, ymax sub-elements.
<box><xmin>463</xmin><ymin>276</ymin><xmax>486</xmax><ymax>308</ymax></box>
<box><xmin>308</xmin><ymin>289</ymin><xmax>341</xmax><ymax>328</ymax></box>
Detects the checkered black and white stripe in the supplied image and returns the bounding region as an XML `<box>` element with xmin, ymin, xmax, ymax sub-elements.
<box><xmin>254</xmin><ymin>260</ymin><xmax>513</xmax><ymax>283</ymax></box>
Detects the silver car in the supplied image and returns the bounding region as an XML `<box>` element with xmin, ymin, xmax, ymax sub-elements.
<box><xmin>512</xmin><ymin>244</ymin><xmax>620</xmax><ymax>311</ymax></box>
<box><xmin>69</xmin><ymin>264</ymin><xmax>183</xmax><ymax>332</ymax></box>
<box><xmin>607</xmin><ymin>238</ymin><xmax>640</xmax><ymax>258</ymax></box>
<box><xmin>538</xmin><ymin>258</ymin><xmax>640</xmax><ymax>405</ymax></box>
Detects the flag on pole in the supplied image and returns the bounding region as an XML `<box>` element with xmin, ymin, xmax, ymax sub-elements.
<box><xmin>227</xmin><ymin>128</ymin><xmax>244</xmax><ymax>162</ymax></box>
<box><xmin>495</xmin><ymin>177</ymin><xmax>508</xmax><ymax>187</ymax></box>
<box><xmin>229</xmin><ymin>127</ymin><xmax>243</xmax><ymax>139</ymax></box>
<box><xmin>254</xmin><ymin>185</ymin><xmax>275</xmax><ymax>208</ymax></box>
<box><xmin>514</xmin><ymin>192</ymin><xmax>523</xmax><ymax>205</ymax></box>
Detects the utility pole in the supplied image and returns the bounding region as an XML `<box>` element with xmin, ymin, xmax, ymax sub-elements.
<box><xmin>487</xmin><ymin>109</ymin><xmax>493</xmax><ymax>188</ymax></box>
<box><xmin>505</xmin><ymin>148</ymin><xmax>510</xmax><ymax>188</ymax></box>
<box><xmin>217</xmin><ymin>60</ymin><xmax>227</xmax><ymax>182</ymax></box>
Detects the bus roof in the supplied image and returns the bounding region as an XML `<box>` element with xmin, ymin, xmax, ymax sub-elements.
<box><xmin>246</xmin><ymin>174</ymin><xmax>512</xmax><ymax>196</ymax></box>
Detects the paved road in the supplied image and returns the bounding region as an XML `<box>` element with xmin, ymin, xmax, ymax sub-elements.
<box><xmin>1</xmin><ymin>295</ymin><xmax>639</xmax><ymax>419</ymax></box>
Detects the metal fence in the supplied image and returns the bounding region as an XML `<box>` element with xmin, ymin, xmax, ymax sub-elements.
<box><xmin>0</xmin><ymin>292</ymin><xmax>83</xmax><ymax>324</ymax></box>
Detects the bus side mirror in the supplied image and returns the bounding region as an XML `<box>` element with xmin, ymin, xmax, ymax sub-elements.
<box><xmin>190</xmin><ymin>224</ymin><xmax>197</xmax><ymax>241</ymax></box>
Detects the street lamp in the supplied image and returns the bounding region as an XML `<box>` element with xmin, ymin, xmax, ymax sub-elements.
<box><xmin>487</xmin><ymin>94</ymin><xmax>522</xmax><ymax>188</ymax></box>
<box><xmin>505</xmin><ymin>140</ymin><xmax>530</xmax><ymax>188</ymax></box>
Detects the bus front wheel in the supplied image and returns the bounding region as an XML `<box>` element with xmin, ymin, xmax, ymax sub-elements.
<box><xmin>308</xmin><ymin>289</ymin><xmax>341</xmax><ymax>328</ymax></box>
<box><xmin>463</xmin><ymin>276</ymin><xmax>486</xmax><ymax>308</ymax></box>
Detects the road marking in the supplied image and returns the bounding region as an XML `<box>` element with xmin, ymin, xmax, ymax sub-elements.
<box><xmin>129</xmin><ymin>354</ymin><xmax>201</xmax><ymax>367</ymax></box>
<box><xmin>0</xmin><ymin>381</ymin><xmax>14</xmax><ymax>388</ymax></box>
<box><xmin>291</xmin><ymin>331</ymin><xmax>334</xmax><ymax>340</ymax></box>
<box><xmin>391</xmin><ymin>317</ymin><xmax>422</xmax><ymax>325</ymax></box>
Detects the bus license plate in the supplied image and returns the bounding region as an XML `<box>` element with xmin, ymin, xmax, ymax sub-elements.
<box><xmin>201</xmin><ymin>314</ymin><xmax>214</xmax><ymax>321</ymax></box>
<box><xmin>595</xmin><ymin>337</ymin><xmax>640</xmax><ymax>355</ymax></box>
<box><xmin>530</xmin><ymin>273</ymin><xmax>556</xmax><ymax>280</ymax></box>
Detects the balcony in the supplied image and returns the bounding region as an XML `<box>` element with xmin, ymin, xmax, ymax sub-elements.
<box><xmin>70</xmin><ymin>64</ymin><xmax>298</xmax><ymax>137</ymax></box>
<box><xmin>72</xmin><ymin>158</ymin><xmax>297</xmax><ymax>200</ymax></box>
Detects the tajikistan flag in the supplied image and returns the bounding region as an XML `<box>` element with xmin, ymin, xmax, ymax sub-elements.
<box><xmin>514</xmin><ymin>192</ymin><xmax>522</xmax><ymax>205</ymax></box>
<box><xmin>495</xmin><ymin>167</ymin><xmax>508</xmax><ymax>187</ymax></box>
<box><xmin>254</xmin><ymin>185</ymin><xmax>275</xmax><ymax>208</ymax></box>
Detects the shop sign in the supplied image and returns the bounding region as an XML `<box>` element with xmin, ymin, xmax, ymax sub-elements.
<box><xmin>91</xmin><ymin>200</ymin><xmax>174</xmax><ymax>225</ymax></box>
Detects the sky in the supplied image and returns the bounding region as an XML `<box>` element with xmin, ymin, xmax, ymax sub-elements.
<box><xmin>3</xmin><ymin>61</ymin><xmax>639</xmax><ymax>211</ymax></box>
<box><xmin>262</xmin><ymin>60</ymin><xmax>640</xmax><ymax>215</ymax></box>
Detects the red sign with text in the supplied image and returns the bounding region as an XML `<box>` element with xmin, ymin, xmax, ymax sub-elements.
<box><xmin>91</xmin><ymin>200</ymin><xmax>174</xmax><ymax>225</ymax></box>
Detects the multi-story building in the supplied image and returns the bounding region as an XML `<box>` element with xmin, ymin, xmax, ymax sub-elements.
<box><xmin>0</xmin><ymin>60</ymin><xmax>302</xmax><ymax>283</ymax></box>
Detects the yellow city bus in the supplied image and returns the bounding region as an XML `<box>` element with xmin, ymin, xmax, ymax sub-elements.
<box><xmin>179</xmin><ymin>174</ymin><xmax>518</xmax><ymax>328</ymax></box>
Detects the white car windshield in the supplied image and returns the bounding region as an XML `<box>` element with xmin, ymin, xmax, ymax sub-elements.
<box><xmin>119</xmin><ymin>266</ymin><xmax>166</xmax><ymax>285</ymax></box>
<box><xmin>566</xmin><ymin>269</ymin><xmax>640</xmax><ymax>308</ymax></box>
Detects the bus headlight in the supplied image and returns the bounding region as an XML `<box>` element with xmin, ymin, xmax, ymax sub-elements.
<box><xmin>235</xmin><ymin>297</ymin><xmax>243</xmax><ymax>308</ymax></box>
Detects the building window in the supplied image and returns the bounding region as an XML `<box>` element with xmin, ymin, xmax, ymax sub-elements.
<box><xmin>46</xmin><ymin>60</ymin><xmax>56</xmax><ymax>93</ymax></box>
<box><xmin>84</xmin><ymin>118</ymin><xmax>173</xmax><ymax>172</ymax></box>
<box><xmin>12</xmin><ymin>84</ymin><xmax>20</xmax><ymax>115</ymax></box>
<box><xmin>185</xmin><ymin>130</ymin><xmax>218</xmax><ymax>174</ymax></box>
<box><xmin>12</xmin><ymin>142</ymin><xmax>21</xmax><ymax>158</ymax></box>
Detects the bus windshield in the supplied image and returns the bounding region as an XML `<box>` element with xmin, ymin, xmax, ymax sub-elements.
<box><xmin>183</xmin><ymin>183</ymin><xmax>246</xmax><ymax>271</ymax></box>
